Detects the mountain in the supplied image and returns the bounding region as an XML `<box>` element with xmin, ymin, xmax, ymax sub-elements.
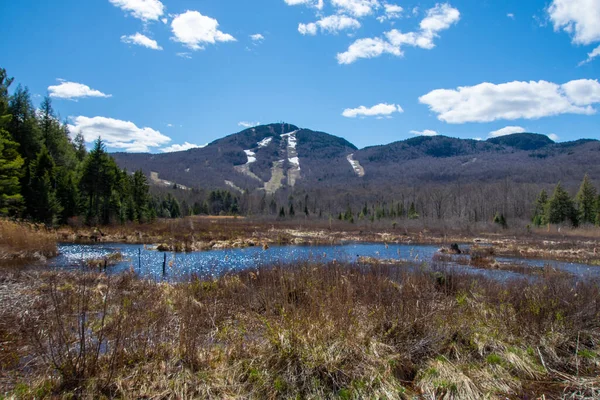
<box><xmin>112</xmin><ymin>123</ymin><xmax>600</xmax><ymax>193</ymax></box>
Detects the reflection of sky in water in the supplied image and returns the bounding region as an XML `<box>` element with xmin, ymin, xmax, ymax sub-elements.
<box><xmin>48</xmin><ymin>242</ymin><xmax>600</xmax><ymax>282</ymax></box>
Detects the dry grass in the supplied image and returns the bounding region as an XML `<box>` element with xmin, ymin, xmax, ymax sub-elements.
<box><xmin>0</xmin><ymin>219</ymin><xmax>57</xmax><ymax>264</ymax></box>
<box><xmin>1</xmin><ymin>259</ymin><xmax>599</xmax><ymax>398</ymax></box>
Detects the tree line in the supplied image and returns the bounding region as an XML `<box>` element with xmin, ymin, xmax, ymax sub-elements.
<box><xmin>0</xmin><ymin>68</ymin><xmax>240</xmax><ymax>226</ymax></box>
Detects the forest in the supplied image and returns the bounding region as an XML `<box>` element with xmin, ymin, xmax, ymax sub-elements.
<box><xmin>1</xmin><ymin>66</ymin><xmax>599</xmax><ymax>230</ymax></box>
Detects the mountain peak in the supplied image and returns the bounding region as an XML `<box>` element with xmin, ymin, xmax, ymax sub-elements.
<box><xmin>487</xmin><ymin>133</ymin><xmax>554</xmax><ymax>151</ymax></box>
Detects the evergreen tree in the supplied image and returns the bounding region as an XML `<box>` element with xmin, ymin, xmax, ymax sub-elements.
<box><xmin>532</xmin><ymin>189</ymin><xmax>549</xmax><ymax>227</ymax></box>
<box><xmin>576</xmin><ymin>174</ymin><xmax>597</xmax><ymax>225</ymax></box>
<box><xmin>546</xmin><ymin>183</ymin><xmax>578</xmax><ymax>227</ymax></box>
<box><xmin>278</xmin><ymin>206</ymin><xmax>285</xmax><ymax>218</ymax></box>
<box><xmin>289</xmin><ymin>203</ymin><xmax>295</xmax><ymax>217</ymax></box>
<box><xmin>0</xmin><ymin>69</ymin><xmax>24</xmax><ymax>215</ymax></box>
<box><xmin>131</xmin><ymin>170</ymin><xmax>149</xmax><ymax>221</ymax></box>
<box><xmin>8</xmin><ymin>85</ymin><xmax>41</xmax><ymax>163</ymax></box>
<box><xmin>73</xmin><ymin>132</ymin><xmax>87</xmax><ymax>162</ymax></box>
<box><xmin>56</xmin><ymin>171</ymin><xmax>78</xmax><ymax>224</ymax></box>
<box><xmin>408</xmin><ymin>202</ymin><xmax>419</xmax><ymax>219</ymax></box>
<box><xmin>80</xmin><ymin>138</ymin><xmax>117</xmax><ymax>225</ymax></box>
<box><xmin>28</xmin><ymin>146</ymin><xmax>62</xmax><ymax>224</ymax></box>
<box><xmin>0</xmin><ymin>129</ymin><xmax>24</xmax><ymax>216</ymax></box>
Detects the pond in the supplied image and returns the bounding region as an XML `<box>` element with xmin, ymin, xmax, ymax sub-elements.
<box><xmin>47</xmin><ymin>242</ymin><xmax>600</xmax><ymax>282</ymax></box>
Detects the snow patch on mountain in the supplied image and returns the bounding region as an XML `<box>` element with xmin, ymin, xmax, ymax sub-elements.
<box><xmin>257</xmin><ymin>137</ymin><xmax>273</xmax><ymax>148</ymax></box>
<box><xmin>244</xmin><ymin>149</ymin><xmax>256</xmax><ymax>164</ymax></box>
<box><xmin>347</xmin><ymin>154</ymin><xmax>365</xmax><ymax>177</ymax></box>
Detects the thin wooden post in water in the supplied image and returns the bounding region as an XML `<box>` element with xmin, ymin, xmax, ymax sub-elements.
<box><xmin>138</xmin><ymin>248</ymin><xmax>141</xmax><ymax>270</ymax></box>
<box><xmin>162</xmin><ymin>253</ymin><xmax>166</xmax><ymax>277</ymax></box>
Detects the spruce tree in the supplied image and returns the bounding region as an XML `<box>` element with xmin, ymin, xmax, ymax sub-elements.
<box><xmin>576</xmin><ymin>174</ymin><xmax>597</xmax><ymax>225</ymax></box>
<box><xmin>28</xmin><ymin>146</ymin><xmax>62</xmax><ymax>224</ymax></box>
<box><xmin>532</xmin><ymin>189</ymin><xmax>549</xmax><ymax>226</ymax></box>
<box><xmin>546</xmin><ymin>183</ymin><xmax>578</xmax><ymax>227</ymax></box>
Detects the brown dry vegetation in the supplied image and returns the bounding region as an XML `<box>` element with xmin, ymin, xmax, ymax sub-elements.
<box><xmin>0</xmin><ymin>219</ymin><xmax>57</xmax><ymax>264</ymax></box>
<box><xmin>2</xmin><ymin>261</ymin><xmax>600</xmax><ymax>399</ymax></box>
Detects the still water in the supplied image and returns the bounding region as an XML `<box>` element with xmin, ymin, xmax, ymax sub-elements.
<box><xmin>48</xmin><ymin>242</ymin><xmax>600</xmax><ymax>282</ymax></box>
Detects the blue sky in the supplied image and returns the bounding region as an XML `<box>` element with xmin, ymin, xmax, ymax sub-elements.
<box><xmin>1</xmin><ymin>0</ymin><xmax>599</xmax><ymax>152</ymax></box>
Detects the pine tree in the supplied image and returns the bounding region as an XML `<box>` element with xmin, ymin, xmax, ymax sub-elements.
<box><xmin>576</xmin><ymin>174</ymin><xmax>597</xmax><ymax>225</ymax></box>
<box><xmin>278</xmin><ymin>206</ymin><xmax>286</xmax><ymax>218</ymax></box>
<box><xmin>546</xmin><ymin>182</ymin><xmax>578</xmax><ymax>227</ymax></box>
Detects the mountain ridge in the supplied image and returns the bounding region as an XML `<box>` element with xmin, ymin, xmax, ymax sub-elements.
<box><xmin>112</xmin><ymin>123</ymin><xmax>600</xmax><ymax>193</ymax></box>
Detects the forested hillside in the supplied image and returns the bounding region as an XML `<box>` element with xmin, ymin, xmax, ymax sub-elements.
<box><xmin>0</xmin><ymin>68</ymin><xmax>241</xmax><ymax>226</ymax></box>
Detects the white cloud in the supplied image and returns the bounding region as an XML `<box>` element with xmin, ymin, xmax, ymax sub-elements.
<box><xmin>238</xmin><ymin>121</ymin><xmax>261</xmax><ymax>128</ymax></box>
<box><xmin>337</xmin><ymin>3</ymin><xmax>460</xmax><ymax>64</ymax></box>
<box><xmin>109</xmin><ymin>0</ymin><xmax>165</xmax><ymax>22</ymax></box>
<box><xmin>250</xmin><ymin>33</ymin><xmax>265</xmax><ymax>41</ymax></box>
<box><xmin>161</xmin><ymin>17</ymin><xmax>168</xmax><ymax>24</ymax></box>
<box><xmin>507</xmin><ymin>13</ymin><xmax>515</xmax><ymax>19</ymax></box>
<box><xmin>547</xmin><ymin>0</ymin><xmax>600</xmax><ymax>45</ymax></box>
<box><xmin>299</xmin><ymin>15</ymin><xmax>361</xmax><ymax>35</ymax></box>
<box><xmin>579</xmin><ymin>45</ymin><xmax>600</xmax><ymax>65</ymax></box>
<box><xmin>337</xmin><ymin>37</ymin><xmax>402</xmax><ymax>63</ymax></box>
<box><xmin>161</xmin><ymin>142</ymin><xmax>206</xmax><ymax>152</ymax></box>
<box><xmin>48</xmin><ymin>80</ymin><xmax>111</xmax><ymax>100</ymax></box>
<box><xmin>67</xmin><ymin>116</ymin><xmax>171</xmax><ymax>152</ymax></box>
<box><xmin>283</xmin><ymin>0</ymin><xmax>324</xmax><ymax>10</ymax></box>
<box><xmin>171</xmin><ymin>11</ymin><xmax>236</xmax><ymax>51</ymax></box>
<box><xmin>562</xmin><ymin>79</ymin><xmax>600</xmax><ymax>105</ymax></box>
<box><xmin>120</xmin><ymin>33</ymin><xmax>163</xmax><ymax>50</ymax></box>
<box><xmin>176</xmin><ymin>52</ymin><xmax>192</xmax><ymax>59</ymax></box>
<box><xmin>342</xmin><ymin>103</ymin><xmax>403</xmax><ymax>118</ymax></box>
<box><xmin>410</xmin><ymin>129</ymin><xmax>438</xmax><ymax>136</ymax></box>
<box><xmin>331</xmin><ymin>0</ymin><xmax>380</xmax><ymax>18</ymax></box>
<box><xmin>419</xmin><ymin>79</ymin><xmax>600</xmax><ymax>124</ymax></box>
<box><xmin>548</xmin><ymin>133</ymin><xmax>560</xmax><ymax>141</ymax></box>
<box><xmin>377</xmin><ymin>3</ymin><xmax>403</xmax><ymax>22</ymax></box>
<box><xmin>488</xmin><ymin>126</ymin><xmax>526</xmax><ymax>138</ymax></box>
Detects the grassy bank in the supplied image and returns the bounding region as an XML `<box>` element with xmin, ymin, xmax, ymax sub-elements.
<box><xmin>0</xmin><ymin>219</ymin><xmax>57</xmax><ymax>264</ymax></box>
<box><xmin>2</xmin><ymin>260</ymin><xmax>599</xmax><ymax>398</ymax></box>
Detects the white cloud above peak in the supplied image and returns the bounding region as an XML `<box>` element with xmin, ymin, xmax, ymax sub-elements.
<box><xmin>109</xmin><ymin>0</ymin><xmax>165</xmax><ymax>22</ymax></box>
<box><xmin>419</xmin><ymin>79</ymin><xmax>600</xmax><ymax>123</ymax></box>
<box><xmin>342</xmin><ymin>103</ymin><xmax>403</xmax><ymax>118</ymax></box>
<box><xmin>161</xmin><ymin>142</ymin><xmax>206</xmax><ymax>152</ymax></box>
<box><xmin>238</xmin><ymin>121</ymin><xmax>261</xmax><ymax>128</ymax></box>
<box><xmin>48</xmin><ymin>80</ymin><xmax>111</xmax><ymax>100</ymax></box>
<box><xmin>299</xmin><ymin>15</ymin><xmax>361</xmax><ymax>35</ymax></box>
<box><xmin>488</xmin><ymin>126</ymin><xmax>526</xmax><ymax>138</ymax></box>
<box><xmin>547</xmin><ymin>0</ymin><xmax>600</xmax><ymax>45</ymax></box>
<box><xmin>410</xmin><ymin>129</ymin><xmax>438</xmax><ymax>136</ymax></box>
<box><xmin>250</xmin><ymin>33</ymin><xmax>265</xmax><ymax>41</ymax></box>
<box><xmin>68</xmin><ymin>116</ymin><xmax>171</xmax><ymax>152</ymax></box>
<box><xmin>121</xmin><ymin>33</ymin><xmax>163</xmax><ymax>50</ymax></box>
<box><xmin>171</xmin><ymin>10</ymin><xmax>236</xmax><ymax>51</ymax></box>
<box><xmin>337</xmin><ymin>3</ymin><xmax>460</xmax><ymax>64</ymax></box>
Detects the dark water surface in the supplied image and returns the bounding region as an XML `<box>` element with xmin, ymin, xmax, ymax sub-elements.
<box><xmin>48</xmin><ymin>242</ymin><xmax>600</xmax><ymax>282</ymax></box>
